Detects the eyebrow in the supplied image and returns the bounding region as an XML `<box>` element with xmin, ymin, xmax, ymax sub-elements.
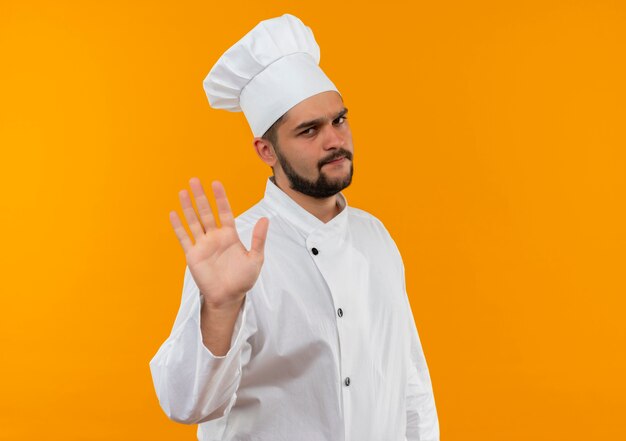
<box><xmin>292</xmin><ymin>107</ymin><xmax>349</xmax><ymax>133</ymax></box>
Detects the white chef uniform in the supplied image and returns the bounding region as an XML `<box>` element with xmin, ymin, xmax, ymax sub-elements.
<box><xmin>150</xmin><ymin>177</ymin><xmax>440</xmax><ymax>441</ymax></box>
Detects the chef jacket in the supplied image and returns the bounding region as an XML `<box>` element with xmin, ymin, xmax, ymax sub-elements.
<box><xmin>150</xmin><ymin>177</ymin><xmax>440</xmax><ymax>441</ymax></box>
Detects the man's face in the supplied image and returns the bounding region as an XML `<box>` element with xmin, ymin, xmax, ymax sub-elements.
<box><xmin>272</xmin><ymin>91</ymin><xmax>354</xmax><ymax>199</ymax></box>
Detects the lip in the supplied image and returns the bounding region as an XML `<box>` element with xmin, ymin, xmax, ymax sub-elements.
<box><xmin>323</xmin><ymin>156</ymin><xmax>346</xmax><ymax>166</ymax></box>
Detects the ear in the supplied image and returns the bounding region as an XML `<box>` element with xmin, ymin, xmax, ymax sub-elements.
<box><xmin>253</xmin><ymin>137</ymin><xmax>278</xmax><ymax>167</ymax></box>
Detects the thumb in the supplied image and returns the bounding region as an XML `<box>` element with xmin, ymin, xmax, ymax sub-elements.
<box><xmin>249</xmin><ymin>217</ymin><xmax>269</xmax><ymax>259</ymax></box>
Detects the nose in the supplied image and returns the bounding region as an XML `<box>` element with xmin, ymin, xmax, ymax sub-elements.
<box><xmin>322</xmin><ymin>124</ymin><xmax>345</xmax><ymax>150</ymax></box>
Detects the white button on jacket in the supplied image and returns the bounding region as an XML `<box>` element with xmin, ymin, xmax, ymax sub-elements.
<box><xmin>150</xmin><ymin>178</ymin><xmax>440</xmax><ymax>441</ymax></box>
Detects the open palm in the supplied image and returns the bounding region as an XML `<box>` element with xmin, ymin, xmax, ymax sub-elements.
<box><xmin>169</xmin><ymin>178</ymin><xmax>269</xmax><ymax>309</ymax></box>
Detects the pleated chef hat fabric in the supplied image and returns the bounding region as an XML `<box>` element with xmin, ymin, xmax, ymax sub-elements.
<box><xmin>203</xmin><ymin>14</ymin><xmax>339</xmax><ymax>137</ymax></box>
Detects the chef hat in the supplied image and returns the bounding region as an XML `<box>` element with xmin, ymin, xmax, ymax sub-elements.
<box><xmin>203</xmin><ymin>13</ymin><xmax>339</xmax><ymax>137</ymax></box>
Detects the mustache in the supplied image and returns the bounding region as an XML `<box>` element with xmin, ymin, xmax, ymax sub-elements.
<box><xmin>319</xmin><ymin>149</ymin><xmax>353</xmax><ymax>168</ymax></box>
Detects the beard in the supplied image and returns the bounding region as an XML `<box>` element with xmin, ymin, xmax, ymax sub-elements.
<box><xmin>274</xmin><ymin>147</ymin><xmax>354</xmax><ymax>199</ymax></box>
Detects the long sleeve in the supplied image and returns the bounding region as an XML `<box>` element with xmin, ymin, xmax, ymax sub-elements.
<box><xmin>149</xmin><ymin>265</ymin><xmax>253</xmax><ymax>424</ymax></box>
<box><xmin>377</xmin><ymin>221</ymin><xmax>441</xmax><ymax>440</ymax></box>
<box><xmin>405</xmin><ymin>312</ymin><xmax>440</xmax><ymax>441</ymax></box>
<box><xmin>400</xmin><ymin>264</ymin><xmax>440</xmax><ymax>440</ymax></box>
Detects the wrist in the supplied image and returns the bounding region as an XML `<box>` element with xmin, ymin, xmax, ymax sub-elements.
<box><xmin>200</xmin><ymin>292</ymin><xmax>246</xmax><ymax>313</ymax></box>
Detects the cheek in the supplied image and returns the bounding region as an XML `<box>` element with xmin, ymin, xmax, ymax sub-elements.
<box><xmin>342</xmin><ymin>127</ymin><xmax>354</xmax><ymax>144</ymax></box>
<box><xmin>285</xmin><ymin>151</ymin><xmax>318</xmax><ymax>174</ymax></box>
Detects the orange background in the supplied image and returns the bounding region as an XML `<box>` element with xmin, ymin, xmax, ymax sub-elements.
<box><xmin>1</xmin><ymin>1</ymin><xmax>625</xmax><ymax>439</ymax></box>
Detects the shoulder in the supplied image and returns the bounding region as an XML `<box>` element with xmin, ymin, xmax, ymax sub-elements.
<box><xmin>346</xmin><ymin>206</ymin><xmax>402</xmax><ymax>258</ymax></box>
<box><xmin>347</xmin><ymin>206</ymin><xmax>391</xmax><ymax>236</ymax></box>
<box><xmin>348</xmin><ymin>207</ymin><xmax>403</xmax><ymax>266</ymax></box>
<box><xmin>233</xmin><ymin>200</ymin><xmax>277</xmax><ymax>248</ymax></box>
<box><xmin>234</xmin><ymin>201</ymin><xmax>268</xmax><ymax>232</ymax></box>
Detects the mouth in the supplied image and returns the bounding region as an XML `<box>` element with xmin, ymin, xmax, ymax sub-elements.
<box><xmin>323</xmin><ymin>156</ymin><xmax>347</xmax><ymax>166</ymax></box>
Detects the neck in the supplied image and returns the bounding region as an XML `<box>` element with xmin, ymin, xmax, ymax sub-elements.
<box><xmin>271</xmin><ymin>175</ymin><xmax>342</xmax><ymax>223</ymax></box>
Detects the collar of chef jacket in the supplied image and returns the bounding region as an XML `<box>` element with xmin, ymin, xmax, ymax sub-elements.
<box><xmin>263</xmin><ymin>177</ymin><xmax>349</xmax><ymax>249</ymax></box>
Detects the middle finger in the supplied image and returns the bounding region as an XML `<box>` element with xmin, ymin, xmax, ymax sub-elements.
<box><xmin>189</xmin><ymin>177</ymin><xmax>217</xmax><ymax>231</ymax></box>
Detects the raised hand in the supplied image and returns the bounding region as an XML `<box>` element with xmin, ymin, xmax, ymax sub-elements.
<box><xmin>169</xmin><ymin>178</ymin><xmax>269</xmax><ymax>311</ymax></box>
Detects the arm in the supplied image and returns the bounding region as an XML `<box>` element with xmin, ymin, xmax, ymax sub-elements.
<box><xmin>405</xmin><ymin>312</ymin><xmax>440</xmax><ymax>441</ymax></box>
<box><xmin>201</xmin><ymin>291</ymin><xmax>246</xmax><ymax>357</ymax></box>
<box><xmin>379</xmin><ymin>219</ymin><xmax>440</xmax><ymax>440</ymax></box>
<box><xmin>373</xmin><ymin>216</ymin><xmax>440</xmax><ymax>439</ymax></box>
<box><xmin>149</xmin><ymin>266</ymin><xmax>252</xmax><ymax>424</ymax></box>
<box><xmin>401</xmin><ymin>262</ymin><xmax>440</xmax><ymax>441</ymax></box>
<box><xmin>150</xmin><ymin>178</ymin><xmax>267</xmax><ymax>424</ymax></box>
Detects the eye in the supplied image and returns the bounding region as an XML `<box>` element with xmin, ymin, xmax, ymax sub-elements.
<box><xmin>333</xmin><ymin>115</ymin><xmax>347</xmax><ymax>125</ymax></box>
<box><xmin>299</xmin><ymin>127</ymin><xmax>317</xmax><ymax>136</ymax></box>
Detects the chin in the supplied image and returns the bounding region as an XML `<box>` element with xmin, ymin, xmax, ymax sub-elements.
<box><xmin>326</xmin><ymin>169</ymin><xmax>353</xmax><ymax>183</ymax></box>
